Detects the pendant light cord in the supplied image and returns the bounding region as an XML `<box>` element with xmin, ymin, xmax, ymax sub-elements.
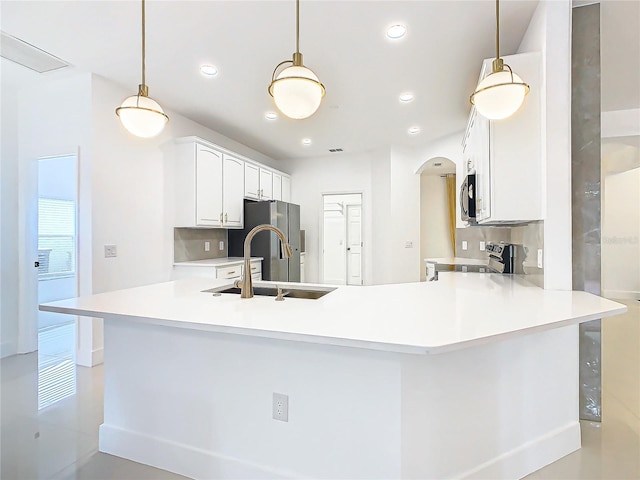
<box><xmin>295</xmin><ymin>0</ymin><xmax>300</xmax><ymax>54</ymax></box>
<box><xmin>495</xmin><ymin>0</ymin><xmax>500</xmax><ymax>60</ymax></box>
<box><xmin>141</xmin><ymin>0</ymin><xmax>146</xmax><ymax>87</ymax></box>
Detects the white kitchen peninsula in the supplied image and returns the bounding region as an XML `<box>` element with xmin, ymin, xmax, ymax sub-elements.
<box><xmin>40</xmin><ymin>274</ymin><xmax>625</xmax><ymax>479</ymax></box>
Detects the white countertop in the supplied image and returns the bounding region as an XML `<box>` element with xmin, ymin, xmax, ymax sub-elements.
<box><xmin>174</xmin><ymin>257</ymin><xmax>263</xmax><ymax>267</ymax></box>
<box><xmin>40</xmin><ymin>273</ymin><xmax>626</xmax><ymax>355</ymax></box>
<box><xmin>425</xmin><ymin>257</ymin><xmax>489</xmax><ymax>266</ymax></box>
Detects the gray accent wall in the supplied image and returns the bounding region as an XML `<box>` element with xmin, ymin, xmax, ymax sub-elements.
<box><xmin>572</xmin><ymin>3</ymin><xmax>602</xmax><ymax>421</ymax></box>
<box><xmin>174</xmin><ymin>228</ymin><xmax>228</xmax><ymax>262</ymax></box>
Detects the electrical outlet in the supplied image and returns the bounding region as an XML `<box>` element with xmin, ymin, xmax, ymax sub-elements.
<box><xmin>479</xmin><ymin>241</ymin><xmax>485</xmax><ymax>251</ymax></box>
<box><xmin>537</xmin><ymin>249</ymin><xmax>543</xmax><ymax>269</ymax></box>
<box><xmin>462</xmin><ymin>241</ymin><xmax>468</xmax><ymax>251</ymax></box>
<box><xmin>204</xmin><ymin>241</ymin><xmax>210</xmax><ymax>252</ymax></box>
<box><xmin>219</xmin><ymin>241</ymin><xmax>225</xmax><ymax>251</ymax></box>
<box><xmin>272</xmin><ymin>393</ymin><xmax>289</xmax><ymax>422</ymax></box>
<box><xmin>462</xmin><ymin>265</ymin><xmax>468</xmax><ymax>272</ymax></box>
<box><xmin>104</xmin><ymin>245</ymin><xmax>117</xmax><ymax>258</ymax></box>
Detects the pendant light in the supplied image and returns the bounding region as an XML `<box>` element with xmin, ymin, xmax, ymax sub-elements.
<box><xmin>116</xmin><ymin>0</ymin><xmax>168</xmax><ymax>138</ymax></box>
<box><xmin>268</xmin><ymin>0</ymin><xmax>325</xmax><ymax>120</ymax></box>
<box><xmin>470</xmin><ymin>0</ymin><xmax>529</xmax><ymax>120</ymax></box>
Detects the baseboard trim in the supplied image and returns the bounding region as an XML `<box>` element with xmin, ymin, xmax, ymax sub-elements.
<box><xmin>602</xmin><ymin>289</ymin><xmax>640</xmax><ymax>301</ymax></box>
<box><xmin>99</xmin><ymin>424</ymin><xmax>297</xmax><ymax>479</ymax></box>
<box><xmin>458</xmin><ymin>422</ymin><xmax>581</xmax><ymax>479</ymax></box>
<box><xmin>76</xmin><ymin>347</ymin><xmax>103</xmax><ymax>367</ymax></box>
<box><xmin>0</xmin><ymin>340</ymin><xmax>18</xmax><ymax>359</ymax></box>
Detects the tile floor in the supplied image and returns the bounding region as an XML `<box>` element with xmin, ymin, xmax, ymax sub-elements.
<box><xmin>1</xmin><ymin>301</ymin><xmax>638</xmax><ymax>479</ymax></box>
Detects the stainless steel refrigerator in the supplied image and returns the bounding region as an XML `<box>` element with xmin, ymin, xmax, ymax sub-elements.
<box><xmin>228</xmin><ymin>200</ymin><xmax>301</xmax><ymax>282</ymax></box>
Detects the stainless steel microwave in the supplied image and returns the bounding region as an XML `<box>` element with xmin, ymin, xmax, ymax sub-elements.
<box><xmin>460</xmin><ymin>174</ymin><xmax>476</xmax><ymax>222</ymax></box>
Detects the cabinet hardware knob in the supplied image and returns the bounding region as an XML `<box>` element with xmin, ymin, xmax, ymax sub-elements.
<box><xmin>219</xmin><ymin>213</ymin><xmax>223</xmax><ymax>224</ymax></box>
<box><xmin>224</xmin><ymin>213</ymin><xmax>228</xmax><ymax>223</ymax></box>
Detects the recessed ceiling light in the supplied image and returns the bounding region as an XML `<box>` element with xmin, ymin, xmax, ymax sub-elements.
<box><xmin>399</xmin><ymin>92</ymin><xmax>414</xmax><ymax>103</ymax></box>
<box><xmin>265</xmin><ymin>112</ymin><xmax>278</xmax><ymax>120</ymax></box>
<box><xmin>386</xmin><ymin>24</ymin><xmax>407</xmax><ymax>40</ymax></box>
<box><xmin>200</xmin><ymin>64</ymin><xmax>218</xmax><ymax>76</ymax></box>
<box><xmin>302</xmin><ymin>138</ymin><xmax>312</xmax><ymax>146</ymax></box>
<box><xmin>408</xmin><ymin>126</ymin><xmax>421</xmax><ymax>135</ymax></box>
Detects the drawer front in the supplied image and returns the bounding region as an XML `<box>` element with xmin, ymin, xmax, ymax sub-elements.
<box><xmin>248</xmin><ymin>261</ymin><xmax>262</xmax><ymax>275</ymax></box>
<box><xmin>216</xmin><ymin>265</ymin><xmax>242</xmax><ymax>280</ymax></box>
<box><xmin>251</xmin><ymin>272</ymin><xmax>261</xmax><ymax>281</ymax></box>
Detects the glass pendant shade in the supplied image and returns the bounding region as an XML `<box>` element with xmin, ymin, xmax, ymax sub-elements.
<box><xmin>471</xmin><ymin>70</ymin><xmax>528</xmax><ymax>120</ymax></box>
<box><xmin>116</xmin><ymin>94</ymin><xmax>168</xmax><ymax>138</ymax></box>
<box><xmin>270</xmin><ymin>65</ymin><xmax>325</xmax><ymax>120</ymax></box>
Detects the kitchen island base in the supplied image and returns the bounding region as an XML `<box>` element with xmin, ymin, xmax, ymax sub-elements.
<box><xmin>99</xmin><ymin>317</ymin><xmax>580</xmax><ymax>479</ymax></box>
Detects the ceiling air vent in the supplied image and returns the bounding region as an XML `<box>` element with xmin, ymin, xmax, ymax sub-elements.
<box><xmin>328</xmin><ymin>148</ymin><xmax>343</xmax><ymax>153</ymax></box>
<box><xmin>1</xmin><ymin>31</ymin><xmax>69</xmax><ymax>73</ymax></box>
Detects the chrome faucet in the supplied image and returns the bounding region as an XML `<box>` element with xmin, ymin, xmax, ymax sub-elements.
<box><xmin>236</xmin><ymin>224</ymin><xmax>292</xmax><ymax>298</ymax></box>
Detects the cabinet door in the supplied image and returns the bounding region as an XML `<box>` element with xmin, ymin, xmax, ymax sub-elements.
<box><xmin>281</xmin><ymin>176</ymin><xmax>291</xmax><ymax>203</ymax></box>
<box><xmin>244</xmin><ymin>163</ymin><xmax>259</xmax><ymax>199</ymax></box>
<box><xmin>222</xmin><ymin>155</ymin><xmax>244</xmax><ymax>228</ymax></box>
<box><xmin>272</xmin><ymin>173</ymin><xmax>282</xmax><ymax>201</ymax></box>
<box><xmin>259</xmin><ymin>168</ymin><xmax>273</xmax><ymax>200</ymax></box>
<box><xmin>196</xmin><ymin>144</ymin><xmax>223</xmax><ymax>226</ymax></box>
<box><xmin>473</xmin><ymin>112</ymin><xmax>491</xmax><ymax>222</ymax></box>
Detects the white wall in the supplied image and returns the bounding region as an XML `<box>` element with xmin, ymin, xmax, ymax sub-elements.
<box><xmin>518</xmin><ymin>0</ymin><xmax>572</xmax><ymax>290</ymax></box>
<box><xmin>284</xmin><ymin>146</ymin><xmax>422</xmax><ymax>286</ymax></box>
<box><xmin>389</xmin><ymin>146</ymin><xmax>421</xmax><ymax>284</ymax></box>
<box><xmin>14</xmin><ymin>72</ymin><xmax>93</xmax><ymax>357</ymax></box>
<box><xmin>414</xmin><ymin>132</ymin><xmax>465</xmax><ymax>229</ymax></box>
<box><xmin>283</xmin><ymin>151</ymin><xmax>376</xmax><ymax>285</ymax></box>
<box><xmin>602</xmin><ymin>168</ymin><xmax>640</xmax><ymax>299</ymax></box>
<box><xmin>1</xmin><ymin>74</ymin><xmax>20</xmax><ymax>358</ymax></box>
<box><xmin>420</xmin><ymin>175</ymin><xmax>454</xmax><ymax>281</ymax></box>
<box><xmin>5</xmin><ymin>72</ymin><xmax>280</xmax><ymax>362</ymax></box>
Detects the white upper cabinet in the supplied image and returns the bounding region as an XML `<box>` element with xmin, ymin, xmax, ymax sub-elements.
<box><xmin>172</xmin><ymin>137</ymin><xmax>292</xmax><ymax>228</ymax></box>
<box><xmin>222</xmin><ymin>155</ymin><xmax>244</xmax><ymax>228</ymax></box>
<box><xmin>259</xmin><ymin>168</ymin><xmax>273</xmax><ymax>200</ymax></box>
<box><xmin>468</xmin><ymin>51</ymin><xmax>542</xmax><ymax>225</ymax></box>
<box><xmin>172</xmin><ymin>142</ymin><xmax>223</xmax><ymax>227</ymax></box>
<box><xmin>272</xmin><ymin>173</ymin><xmax>282</xmax><ymax>201</ymax></box>
<box><xmin>195</xmin><ymin>144</ymin><xmax>223</xmax><ymax>226</ymax></box>
<box><xmin>244</xmin><ymin>163</ymin><xmax>260</xmax><ymax>199</ymax></box>
<box><xmin>282</xmin><ymin>176</ymin><xmax>291</xmax><ymax>203</ymax></box>
<box><xmin>173</xmin><ymin>139</ymin><xmax>246</xmax><ymax>229</ymax></box>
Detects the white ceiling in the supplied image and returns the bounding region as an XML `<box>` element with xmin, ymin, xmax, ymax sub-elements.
<box><xmin>0</xmin><ymin>0</ymin><xmax>596</xmax><ymax>162</ymax></box>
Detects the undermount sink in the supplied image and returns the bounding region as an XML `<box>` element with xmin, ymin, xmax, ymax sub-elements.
<box><xmin>202</xmin><ymin>284</ymin><xmax>336</xmax><ymax>300</ymax></box>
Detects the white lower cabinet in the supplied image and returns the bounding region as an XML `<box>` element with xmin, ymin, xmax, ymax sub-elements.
<box><xmin>173</xmin><ymin>260</ymin><xmax>262</xmax><ymax>282</ymax></box>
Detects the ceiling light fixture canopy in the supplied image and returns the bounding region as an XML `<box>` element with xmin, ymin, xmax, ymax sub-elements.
<box><xmin>116</xmin><ymin>0</ymin><xmax>168</xmax><ymax>138</ymax></box>
<box><xmin>470</xmin><ymin>0</ymin><xmax>529</xmax><ymax>120</ymax></box>
<box><xmin>268</xmin><ymin>0</ymin><xmax>325</xmax><ymax>120</ymax></box>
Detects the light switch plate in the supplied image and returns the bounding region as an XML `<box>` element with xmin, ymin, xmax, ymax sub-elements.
<box><xmin>462</xmin><ymin>241</ymin><xmax>468</xmax><ymax>251</ymax></box>
<box><xmin>204</xmin><ymin>241</ymin><xmax>210</xmax><ymax>252</ymax></box>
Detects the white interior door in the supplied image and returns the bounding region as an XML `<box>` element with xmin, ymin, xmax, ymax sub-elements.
<box><xmin>346</xmin><ymin>204</ymin><xmax>362</xmax><ymax>285</ymax></box>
